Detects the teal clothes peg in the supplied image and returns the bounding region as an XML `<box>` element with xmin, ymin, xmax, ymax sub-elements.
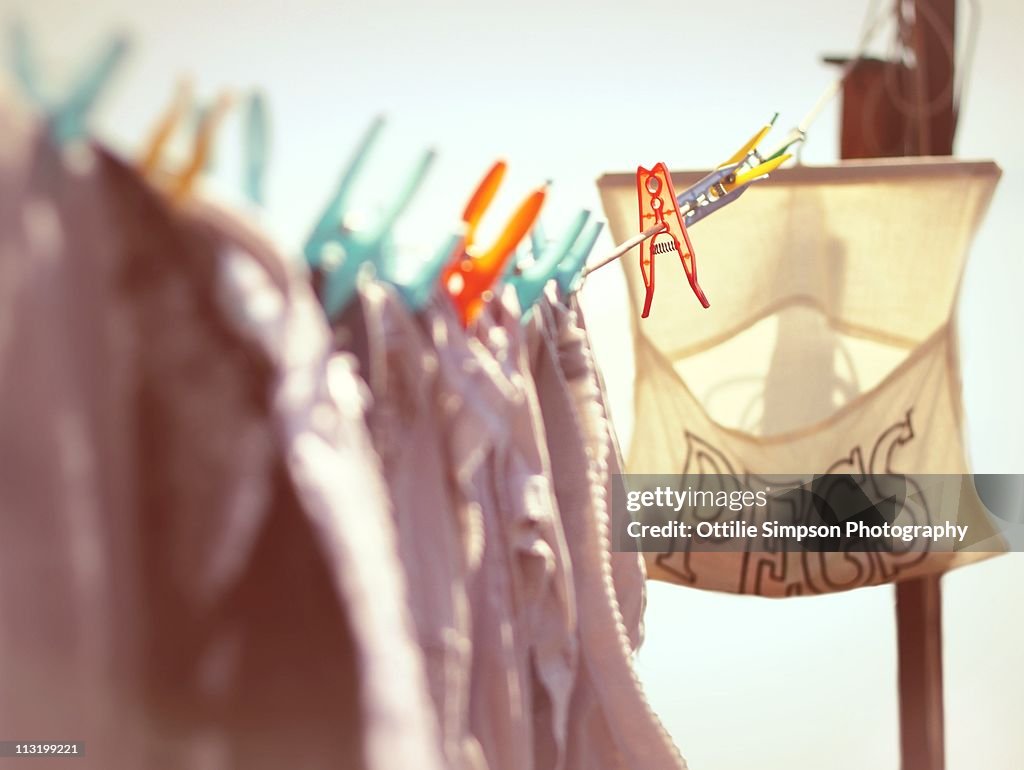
<box><xmin>10</xmin><ymin>23</ymin><xmax>128</xmax><ymax>146</ymax></box>
<box><xmin>500</xmin><ymin>210</ymin><xmax>552</xmax><ymax>283</ymax></box>
<box><xmin>10</xmin><ymin>23</ymin><xmax>46</xmax><ymax>106</ymax></box>
<box><xmin>523</xmin><ymin>180</ymin><xmax>556</xmax><ymax>269</ymax></box>
<box><xmin>319</xmin><ymin>147</ymin><xmax>435</xmax><ymax>317</ymax></box>
<box><xmin>304</xmin><ymin>117</ymin><xmax>386</xmax><ymax>270</ymax></box>
<box><xmin>555</xmin><ymin>219</ymin><xmax>604</xmax><ymax>295</ymax></box>
<box><xmin>386</xmin><ymin>231</ymin><xmax>465</xmax><ymax>312</ymax></box>
<box><xmin>243</xmin><ymin>92</ymin><xmax>269</xmax><ymax>205</ymax></box>
<box><xmin>508</xmin><ymin>209</ymin><xmax>590</xmax><ymax>315</ymax></box>
<box><xmin>304</xmin><ymin>117</ymin><xmax>436</xmax><ymax>318</ymax></box>
<box><xmin>529</xmin><ymin>209</ymin><xmax>548</xmax><ymax>262</ymax></box>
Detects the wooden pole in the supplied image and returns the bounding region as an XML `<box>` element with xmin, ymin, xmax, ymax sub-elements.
<box><xmin>910</xmin><ymin>0</ymin><xmax>957</xmax><ymax>155</ymax></box>
<box><xmin>899</xmin><ymin>4</ymin><xmax>955</xmax><ymax>768</ymax></box>
<box><xmin>896</xmin><ymin>576</ymin><xmax>946</xmax><ymax>770</ymax></box>
<box><xmin>830</xmin><ymin>2</ymin><xmax>957</xmax><ymax>769</ymax></box>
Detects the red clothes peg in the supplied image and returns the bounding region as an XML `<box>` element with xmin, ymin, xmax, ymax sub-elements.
<box><xmin>636</xmin><ymin>162</ymin><xmax>709</xmax><ymax>317</ymax></box>
<box><xmin>441</xmin><ymin>161</ymin><xmax>546</xmax><ymax>326</ymax></box>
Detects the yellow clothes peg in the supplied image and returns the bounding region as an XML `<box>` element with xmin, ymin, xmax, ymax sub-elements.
<box><xmin>722</xmin><ymin>152</ymin><xmax>790</xmax><ymax>194</ymax></box>
<box><xmin>722</xmin><ymin>120</ymin><xmax>775</xmax><ymax>167</ymax></box>
<box><xmin>676</xmin><ymin>116</ymin><xmax>793</xmax><ymax>227</ymax></box>
<box><xmin>718</xmin><ymin>116</ymin><xmax>792</xmax><ymax>193</ymax></box>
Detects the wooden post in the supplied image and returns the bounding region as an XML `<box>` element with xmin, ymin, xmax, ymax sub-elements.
<box><xmin>829</xmin><ymin>2</ymin><xmax>956</xmax><ymax>769</ymax></box>
<box><xmin>909</xmin><ymin>0</ymin><xmax>957</xmax><ymax>155</ymax></box>
<box><xmin>899</xmin><ymin>4</ymin><xmax>956</xmax><ymax>768</ymax></box>
<box><xmin>896</xmin><ymin>576</ymin><xmax>946</xmax><ymax>770</ymax></box>
<box><xmin>823</xmin><ymin>56</ymin><xmax>914</xmax><ymax>158</ymax></box>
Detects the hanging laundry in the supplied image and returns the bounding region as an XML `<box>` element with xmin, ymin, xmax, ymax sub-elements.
<box><xmin>423</xmin><ymin>291</ymin><xmax>523</xmax><ymax>770</ymax></box>
<box><xmin>567</xmin><ymin>295</ymin><xmax>648</xmax><ymax>652</ymax></box>
<box><xmin>0</xmin><ymin>93</ymin><xmax>442</xmax><ymax>770</ymax></box>
<box><xmin>332</xmin><ymin>281</ymin><xmax>483</xmax><ymax>770</ymax></box>
<box><xmin>470</xmin><ymin>286</ymin><xmax>578</xmax><ymax>770</ymax></box>
<box><xmin>189</xmin><ymin>202</ymin><xmax>444</xmax><ymax>770</ymax></box>
<box><xmin>527</xmin><ymin>293</ymin><xmax>687</xmax><ymax>770</ymax></box>
<box><xmin>598</xmin><ymin>160</ymin><xmax>1006</xmax><ymax>596</ymax></box>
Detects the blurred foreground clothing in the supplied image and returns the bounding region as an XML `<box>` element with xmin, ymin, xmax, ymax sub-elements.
<box><xmin>338</xmin><ymin>282</ymin><xmax>485</xmax><ymax>770</ymax></box>
<box><xmin>0</xmin><ymin>88</ymin><xmax>694</xmax><ymax>770</ymax></box>
<box><xmin>470</xmin><ymin>289</ymin><xmax>578</xmax><ymax>770</ymax></box>
<box><xmin>0</xmin><ymin>100</ymin><xmax>441</xmax><ymax>770</ymax></box>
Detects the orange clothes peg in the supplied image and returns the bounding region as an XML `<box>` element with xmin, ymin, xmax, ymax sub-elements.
<box><xmin>636</xmin><ymin>162</ymin><xmax>709</xmax><ymax>318</ymax></box>
<box><xmin>139</xmin><ymin>80</ymin><xmax>233</xmax><ymax>203</ymax></box>
<box><xmin>441</xmin><ymin>161</ymin><xmax>546</xmax><ymax>325</ymax></box>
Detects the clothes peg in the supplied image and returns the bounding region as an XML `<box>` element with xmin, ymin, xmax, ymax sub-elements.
<box><xmin>555</xmin><ymin>219</ymin><xmax>604</xmax><ymax>295</ymax></box>
<box><xmin>440</xmin><ymin>161</ymin><xmax>546</xmax><ymax>326</ymax></box>
<box><xmin>529</xmin><ymin>220</ymin><xmax>548</xmax><ymax>267</ymax></box>
<box><xmin>139</xmin><ymin>80</ymin><xmax>191</xmax><ymax>174</ymax></box>
<box><xmin>138</xmin><ymin>80</ymin><xmax>233</xmax><ymax>202</ymax></box>
<box><xmin>508</xmin><ymin>209</ymin><xmax>590</xmax><ymax>314</ymax></box>
<box><xmin>9</xmin><ymin>23</ymin><xmax>129</xmax><ymax>146</ymax></box>
<box><xmin>9</xmin><ymin>23</ymin><xmax>44</xmax><ymax>105</ymax></box>
<box><xmin>387</xmin><ymin>230</ymin><xmax>466</xmax><ymax>311</ymax></box>
<box><xmin>304</xmin><ymin>117</ymin><xmax>436</xmax><ymax>318</ymax></box>
<box><xmin>527</xmin><ymin>180</ymin><xmax>554</xmax><ymax>260</ymax></box>
<box><xmin>675</xmin><ymin>117</ymin><xmax>792</xmax><ymax>229</ymax></box>
<box><xmin>637</xmin><ymin>162</ymin><xmax>708</xmax><ymax>318</ymax></box>
<box><xmin>304</xmin><ymin>117</ymin><xmax>385</xmax><ymax>269</ymax></box>
<box><xmin>583</xmin><ymin>117</ymin><xmax>793</xmax><ymax>296</ymax></box>
<box><xmin>242</xmin><ymin>92</ymin><xmax>270</xmax><ymax>206</ymax></box>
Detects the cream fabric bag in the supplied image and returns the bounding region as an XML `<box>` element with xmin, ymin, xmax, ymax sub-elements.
<box><xmin>598</xmin><ymin>159</ymin><xmax>1004</xmax><ymax>596</ymax></box>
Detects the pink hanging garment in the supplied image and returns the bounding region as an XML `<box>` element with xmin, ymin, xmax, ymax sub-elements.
<box><xmin>568</xmin><ymin>294</ymin><xmax>648</xmax><ymax>651</ymax></box>
<box><xmin>0</xmin><ymin>93</ymin><xmax>441</xmax><ymax>770</ymax></box>
<box><xmin>193</xmin><ymin>204</ymin><xmax>445</xmax><ymax>770</ymax></box>
<box><xmin>340</xmin><ymin>281</ymin><xmax>479</xmax><ymax>770</ymax></box>
<box><xmin>470</xmin><ymin>287</ymin><xmax>578</xmax><ymax>770</ymax></box>
<box><xmin>528</xmin><ymin>294</ymin><xmax>687</xmax><ymax>770</ymax></box>
<box><xmin>422</xmin><ymin>293</ymin><xmax>523</xmax><ymax>770</ymax></box>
